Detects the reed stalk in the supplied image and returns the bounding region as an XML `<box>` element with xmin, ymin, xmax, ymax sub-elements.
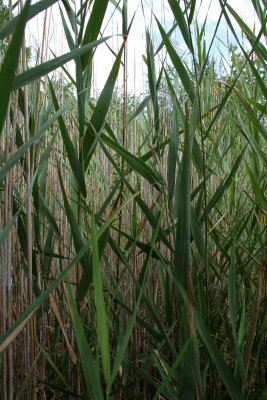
<box><xmin>0</xmin><ymin>0</ymin><xmax>266</xmax><ymax>398</ymax></box>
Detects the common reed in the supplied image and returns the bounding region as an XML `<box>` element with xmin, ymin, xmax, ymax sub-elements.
<box><xmin>0</xmin><ymin>0</ymin><xmax>266</xmax><ymax>399</ymax></box>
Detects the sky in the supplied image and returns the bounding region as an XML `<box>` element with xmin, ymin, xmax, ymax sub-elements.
<box><xmin>3</xmin><ymin>0</ymin><xmax>262</xmax><ymax>95</ymax></box>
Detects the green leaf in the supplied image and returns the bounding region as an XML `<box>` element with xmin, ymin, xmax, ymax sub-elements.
<box><xmin>0</xmin><ymin>169</ymin><xmax>38</xmax><ymax>248</ymax></box>
<box><xmin>67</xmin><ymin>284</ymin><xmax>104</xmax><ymax>400</ymax></box>
<box><xmin>228</xmin><ymin>243</ymin><xmax>237</xmax><ymax>331</ymax></box>
<box><xmin>173</xmin><ymin>94</ymin><xmax>198</xmax><ymax>294</ymax></box>
<box><xmin>174</xmin><ymin>130</ymin><xmax>191</xmax><ymax>296</ymax></box>
<box><xmin>167</xmin><ymin>104</ymin><xmax>179</xmax><ymax>204</ymax></box>
<box><xmin>0</xmin><ymin>0</ymin><xmax>59</xmax><ymax>40</ymax></box>
<box><xmin>37</xmin><ymin>190</ymin><xmax>62</xmax><ymax>241</ymax></box>
<box><xmin>61</xmin><ymin>0</ymin><xmax>76</xmax><ymax>34</ymax></box>
<box><xmin>245</xmin><ymin>160</ymin><xmax>267</xmax><ymax>211</ymax></box>
<box><xmin>57</xmin><ymin>160</ymin><xmax>92</xmax><ymax>290</ymax></box>
<box><xmin>188</xmin><ymin>0</ymin><xmax>196</xmax><ymax>24</ymax></box>
<box><xmin>0</xmin><ymin>194</ymin><xmax>135</xmax><ymax>353</ymax></box>
<box><xmin>155</xmin><ymin>21</ymin><xmax>178</xmax><ymax>55</ymax></box>
<box><xmin>191</xmin><ymin>205</ymin><xmax>205</xmax><ymax>263</ymax></box>
<box><xmin>155</xmin><ymin>17</ymin><xmax>194</xmax><ymax>102</ymax></box>
<box><xmin>49</xmin><ymin>79</ymin><xmax>87</xmax><ymax>197</ymax></box>
<box><xmin>83</xmin><ymin>44</ymin><xmax>124</xmax><ymax>170</ymax></box>
<box><xmin>107</xmin><ymin>205</ymin><xmax>166</xmax><ymax>392</ymax></box>
<box><xmin>38</xmin><ymin>342</ymin><xmax>71</xmax><ymax>390</ymax></box>
<box><xmin>129</xmin><ymin>71</ymin><xmax>163</xmax><ymax>123</ymax></box>
<box><xmin>0</xmin><ymin>240</ymin><xmax>88</xmax><ymax>354</ymax></box>
<box><xmin>225</xmin><ymin>3</ymin><xmax>267</xmax><ymax>68</ymax></box>
<box><xmin>99</xmin><ymin>140</ymin><xmax>170</xmax><ymax>250</ymax></box>
<box><xmin>81</xmin><ymin>0</ymin><xmax>109</xmax><ymax>70</ymax></box>
<box><xmin>128</xmin><ymin>95</ymin><xmax>150</xmax><ymax>123</ymax></box>
<box><xmin>0</xmin><ymin>0</ymin><xmax>31</xmax><ymax>135</ymax></box>
<box><xmin>164</xmin><ymin>67</ymin><xmax>185</xmax><ymax>130</ymax></box>
<box><xmin>167</xmin><ymin>0</ymin><xmax>193</xmax><ymax>52</ymax></box>
<box><xmin>228</xmin><ymin>242</ymin><xmax>247</xmax><ymax>386</ymax></box>
<box><xmin>236</xmin><ymin>114</ymin><xmax>267</xmax><ymax>170</ymax></box>
<box><xmin>176</xmin><ymin>282</ymin><xmax>244</xmax><ymax>400</ymax></box>
<box><xmin>0</xmin><ymin>99</ymin><xmax>72</xmax><ymax>182</ymax></box>
<box><xmin>220</xmin><ymin>0</ymin><xmax>267</xmax><ymax>98</ymax></box>
<box><xmin>12</xmin><ymin>38</ymin><xmax>109</xmax><ymax>91</ymax></box>
<box><xmin>101</xmin><ymin>133</ymin><xmax>163</xmax><ymax>191</ymax></box>
<box><xmin>59</xmin><ymin>5</ymin><xmax>75</xmax><ymax>50</ymax></box>
<box><xmin>146</xmin><ymin>29</ymin><xmax>160</xmax><ymax>136</ymax></box>
<box><xmin>91</xmin><ymin>213</ymin><xmax>110</xmax><ymax>386</ymax></box>
<box><xmin>200</xmin><ymin>149</ymin><xmax>245</xmax><ymax>223</ymax></box>
<box><xmin>196</xmin><ymin>312</ymin><xmax>244</xmax><ymax>400</ymax></box>
<box><xmin>110</xmin><ymin>0</ymin><xmax>122</xmax><ymax>12</ymax></box>
<box><xmin>43</xmin><ymin>223</ymin><xmax>54</xmax><ymax>277</ymax></box>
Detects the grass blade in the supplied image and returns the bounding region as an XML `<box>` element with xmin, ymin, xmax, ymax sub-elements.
<box><xmin>12</xmin><ymin>38</ymin><xmax>109</xmax><ymax>91</ymax></box>
<box><xmin>81</xmin><ymin>0</ymin><xmax>109</xmax><ymax>70</ymax></box>
<box><xmin>167</xmin><ymin>0</ymin><xmax>193</xmax><ymax>52</ymax></box>
<box><xmin>200</xmin><ymin>149</ymin><xmax>245</xmax><ymax>223</ymax></box>
<box><xmin>57</xmin><ymin>160</ymin><xmax>92</xmax><ymax>288</ymax></box>
<box><xmin>67</xmin><ymin>284</ymin><xmax>104</xmax><ymax>400</ymax></box>
<box><xmin>0</xmin><ymin>99</ymin><xmax>72</xmax><ymax>182</ymax></box>
<box><xmin>108</xmin><ymin>204</ymin><xmax>166</xmax><ymax>392</ymax></box>
<box><xmin>155</xmin><ymin>17</ymin><xmax>194</xmax><ymax>102</ymax></box>
<box><xmin>49</xmin><ymin>78</ymin><xmax>87</xmax><ymax>197</ymax></box>
<box><xmin>0</xmin><ymin>0</ymin><xmax>30</xmax><ymax>135</ymax></box>
<box><xmin>91</xmin><ymin>213</ymin><xmax>110</xmax><ymax>387</ymax></box>
<box><xmin>0</xmin><ymin>0</ymin><xmax>59</xmax><ymax>40</ymax></box>
<box><xmin>83</xmin><ymin>44</ymin><xmax>124</xmax><ymax>170</ymax></box>
<box><xmin>196</xmin><ymin>312</ymin><xmax>245</xmax><ymax>400</ymax></box>
<box><xmin>146</xmin><ymin>29</ymin><xmax>160</xmax><ymax>137</ymax></box>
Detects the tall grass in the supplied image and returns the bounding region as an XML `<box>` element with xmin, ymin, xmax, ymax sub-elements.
<box><xmin>0</xmin><ymin>0</ymin><xmax>266</xmax><ymax>399</ymax></box>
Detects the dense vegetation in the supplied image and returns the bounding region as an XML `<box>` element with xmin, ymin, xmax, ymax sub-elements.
<box><xmin>0</xmin><ymin>0</ymin><xmax>266</xmax><ymax>399</ymax></box>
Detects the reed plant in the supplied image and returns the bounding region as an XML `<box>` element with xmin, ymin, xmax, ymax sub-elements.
<box><xmin>0</xmin><ymin>0</ymin><xmax>266</xmax><ymax>399</ymax></box>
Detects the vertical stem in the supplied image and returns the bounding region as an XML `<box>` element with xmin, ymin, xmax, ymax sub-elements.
<box><xmin>21</xmin><ymin>2</ymin><xmax>35</xmax><ymax>395</ymax></box>
<box><xmin>7</xmin><ymin>89</ymin><xmax>19</xmax><ymax>400</ymax></box>
<box><xmin>1</xmin><ymin>2</ymin><xmax>15</xmax><ymax>397</ymax></box>
<box><xmin>1</xmin><ymin>106</ymin><xmax>9</xmax><ymax>400</ymax></box>
<box><xmin>184</xmin><ymin>1</ymin><xmax>209</xmax><ymax>327</ymax></box>
<box><xmin>117</xmin><ymin>0</ymin><xmax>128</xmax><ymax>283</ymax></box>
<box><xmin>7</xmin><ymin>120</ymin><xmax>13</xmax><ymax>400</ymax></box>
<box><xmin>7</xmin><ymin>7</ymin><xmax>13</xmax><ymax>397</ymax></box>
<box><xmin>10</xmin><ymin>90</ymin><xmax>19</xmax><ymax>391</ymax></box>
<box><xmin>35</xmin><ymin>14</ymin><xmax>48</xmax><ymax>400</ymax></box>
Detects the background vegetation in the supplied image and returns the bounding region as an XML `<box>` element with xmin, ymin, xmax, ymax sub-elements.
<box><xmin>0</xmin><ymin>0</ymin><xmax>266</xmax><ymax>399</ymax></box>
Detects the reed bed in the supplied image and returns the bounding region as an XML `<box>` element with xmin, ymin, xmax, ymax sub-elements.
<box><xmin>0</xmin><ymin>0</ymin><xmax>266</xmax><ymax>399</ymax></box>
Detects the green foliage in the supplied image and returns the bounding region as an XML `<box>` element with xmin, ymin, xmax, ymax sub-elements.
<box><xmin>0</xmin><ymin>0</ymin><xmax>266</xmax><ymax>399</ymax></box>
<box><xmin>0</xmin><ymin>0</ymin><xmax>8</xmax><ymax>58</ymax></box>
